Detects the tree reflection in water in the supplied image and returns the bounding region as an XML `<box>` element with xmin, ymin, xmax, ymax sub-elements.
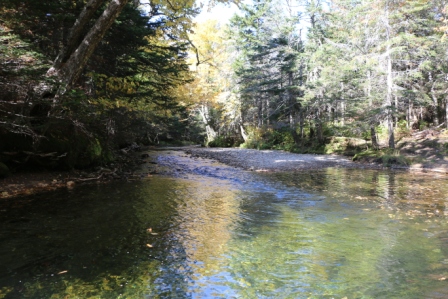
<box><xmin>1</xmin><ymin>152</ymin><xmax>448</xmax><ymax>298</ymax></box>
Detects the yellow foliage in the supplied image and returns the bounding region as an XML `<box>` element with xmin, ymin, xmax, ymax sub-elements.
<box><xmin>178</xmin><ymin>19</ymin><xmax>233</xmax><ymax>107</ymax></box>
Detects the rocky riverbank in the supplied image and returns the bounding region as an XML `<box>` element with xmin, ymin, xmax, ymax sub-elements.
<box><xmin>0</xmin><ymin>147</ymin><xmax>152</xmax><ymax>199</ymax></box>
<box><xmin>1</xmin><ymin>144</ymin><xmax>447</xmax><ymax>199</ymax></box>
<box><xmin>186</xmin><ymin>147</ymin><xmax>448</xmax><ymax>174</ymax></box>
<box><xmin>186</xmin><ymin>148</ymin><xmax>376</xmax><ymax>172</ymax></box>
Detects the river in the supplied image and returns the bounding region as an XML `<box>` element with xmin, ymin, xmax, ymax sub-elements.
<box><xmin>1</xmin><ymin>150</ymin><xmax>448</xmax><ymax>298</ymax></box>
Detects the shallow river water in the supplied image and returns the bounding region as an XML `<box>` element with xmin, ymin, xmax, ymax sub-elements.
<box><xmin>1</xmin><ymin>150</ymin><xmax>448</xmax><ymax>298</ymax></box>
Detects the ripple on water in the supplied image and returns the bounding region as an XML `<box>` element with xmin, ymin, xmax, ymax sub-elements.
<box><xmin>1</xmin><ymin>151</ymin><xmax>448</xmax><ymax>298</ymax></box>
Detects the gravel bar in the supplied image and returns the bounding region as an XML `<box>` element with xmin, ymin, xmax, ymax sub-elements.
<box><xmin>185</xmin><ymin>148</ymin><xmax>376</xmax><ymax>172</ymax></box>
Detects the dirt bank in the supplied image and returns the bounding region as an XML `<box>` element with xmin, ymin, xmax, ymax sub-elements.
<box><xmin>0</xmin><ymin>148</ymin><xmax>152</xmax><ymax>199</ymax></box>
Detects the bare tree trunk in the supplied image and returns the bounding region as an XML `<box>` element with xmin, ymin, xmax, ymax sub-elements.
<box><xmin>394</xmin><ymin>94</ymin><xmax>398</xmax><ymax>128</ymax></box>
<box><xmin>406</xmin><ymin>100</ymin><xmax>410</xmax><ymax>129</ymax></box>
<box><xmin>265</xmin><ymin>96</ymin><xmax>270</xmax><ymax>126</ymax></box>
<box><xmin>49</xmin><ymin>0</ymin><xmax>105</xmax><ymax>73</ymax></box>
<box><xmin>50</xmin><ymin>0</ymin><xmax>129</xmax><ymax>93</ymax></box>
<box><xmin>367</xmin><ymin>70</ymin><xmax>372</xmax><ymax>107</ymax></box>
<box><xmin>317</xmin><ymin>121</ymin><xmax>323</xmax><ymax>143</ymax></box>
<box><xmin>316</xmin><ymin>109</ymin><xmax>323</xmax><ymax>143</ymax></box>
<box><xmin>199</xmin><ymin>105</ymin><xmax>217</xmax><ymax>143</ymax></box>
<box><xmin>287</xmin><ymin>72</ymin><xmax>298</xmax><ymax>143</ymax></box>
<box><xmin>371</xmin><ymin>126</ymin><xmax>379</xmax><ymax>149</ymax></box>
<box><xmin>385</xmin><ymin>0</ymin><xmax>394</xmax><ymax>149</ymax></box>
<box><xmin>446</xmin><ymin>96</ymin><xmax>448</xmax><ymax>129</ymax></box>
<box><xmin>430</xmin><ymin>78</ymin><xmax>439</xmax><ymax>126</ymax></box>
<box><xmin>257</xmin><ymin>97</ymin><xmax>262</xmax><ymax>128</ymax></box>
<box><xmin>299</xmin><ymin>108</ymin><xmax>304</xmax><ymax>139</ymax></box>
<box><xmin>339</xmin><ymin>82</ymin><xmax>345</xmax><ymax>126</ymax></box>
<box><xmin>309</xmin><ymin>121</ymin><xmax>314</xmax><ymax>141</ymax></box>
<box><xmin>240</xmin><ymin>125</ymin><xmax>248</xmax><ymax>142</ymax></box>
<box><xmin>288</xmin><ymin>72</ymin><xmax>296</xmax><ymax>128</ymax></box>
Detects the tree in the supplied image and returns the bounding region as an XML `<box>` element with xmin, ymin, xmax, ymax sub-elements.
<box><xmin>47</xmin><ymin>0</ymin><xmax>130</xmax><ymax>93</ymax></box>
<box><xmin>0</xmin><ymin>0</ymin><xmax>201</xmax><ymax>167</ymax></box>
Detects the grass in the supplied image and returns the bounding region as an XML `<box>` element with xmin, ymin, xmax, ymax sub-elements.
<box><xmin>353</xmin><ymin>148</ymin><xmax>411</xmax><ymax>167</ymax></box>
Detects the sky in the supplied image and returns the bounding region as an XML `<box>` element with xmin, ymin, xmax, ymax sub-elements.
<box><xmin>194</xmin><ymin>2</ymin><xmax>241</xmax><ymax>24</ymax></box>
<box><xmin>139</xmin><ymin>0</ymin><xmax>241</xmax><ymax>25</ymax></box>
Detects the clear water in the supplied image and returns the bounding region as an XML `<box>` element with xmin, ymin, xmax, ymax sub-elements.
<box><xmin>1</xmin><ymin>150</ymin><xmax>448</xmax><ymax>298</ymax></box>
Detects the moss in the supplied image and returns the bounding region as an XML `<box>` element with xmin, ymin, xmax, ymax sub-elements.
<box><xmin>208</xmin><ymin>136</ymin><xmax>243</xmax><ymax>148</ymax></box>
<box><xmin>101</xmin><ymin>147</ymin><xmax>115</xmax><ymax>164</ymax></box>
<box><xmin>0</xmin><ymin>162</ymin><xmax>10</xmax><ymax>178</ymax></box>
<box><xmin>353</xmin><ymin>149</ymin><xmax>410</xmax><ymax>167</ymax></box>
<box><xmin>87</xmin><ymin>138</ymin><xmax>102</xmax><ymax>161</ymax></box>
<box><xmin>379</xmin><ymin>154</ymin><xmax>410</xmax><ymax>167</ymax></box>
<box><xmin>352</xmin><ymin>149</ymin><xmax>378</xmax><ymax>161</ymax></box>
<box><xmin>69</xmin><ymin>137</ymin><xmax>106</xmax><ymax>169</ymax></box>
<box><xmin>32</xmin><ymin>128</ymin><xmax>106</xmax><ymax>169</ymax></box>
<box><xmin>324</xmin><ymin>137</ymin><xmax>368</xmax><ymax>155</ymax></box>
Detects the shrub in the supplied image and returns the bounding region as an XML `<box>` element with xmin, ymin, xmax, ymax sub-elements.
<box><xmin>240</xmin><ymin>127</ymin><xmax>297</xmax><ymax>151</ymax></box>
<box><xmin>208</xmin><ymin>136</ymin><xmax>243</xmax><ymax>148</ymax></box>
<box><xmin>396</xmin><ymin>120</ymin><xmax>411</xmax><ymax>138</ymax></box>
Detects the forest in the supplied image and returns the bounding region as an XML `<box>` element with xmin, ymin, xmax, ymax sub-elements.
<box><xmin>1</xmin><ymin>0</ymin><xmax>448</xmax><ymax>173</ymax></box>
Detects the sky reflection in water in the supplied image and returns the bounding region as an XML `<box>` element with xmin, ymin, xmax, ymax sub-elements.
<box><xmin>1</xmin><ymin>151</ymin><xmax>448</xmax><ymax>298</ymax></box>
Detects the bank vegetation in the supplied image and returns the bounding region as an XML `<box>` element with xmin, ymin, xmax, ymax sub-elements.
<box><xmin>1</xmin><ymin>0</ymin><xmax>448</xmax><ymax>178</ymax></box>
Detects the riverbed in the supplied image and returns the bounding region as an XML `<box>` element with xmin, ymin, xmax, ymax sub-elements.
<box><xmin>1</xmin><ymin>149</ymin><xmax>448</xmax><ymax>298</ymax></box>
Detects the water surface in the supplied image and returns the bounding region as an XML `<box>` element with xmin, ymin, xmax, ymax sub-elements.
<box><xmin>1</xmin><ymin>151</ymin><xmax>448</xmax><ymax>298</ymax></box>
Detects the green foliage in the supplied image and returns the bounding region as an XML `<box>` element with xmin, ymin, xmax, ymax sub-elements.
<box><xmin>208</xmin><ymin>136</ymin><xmax>242</xmax><ymax>148</ymax></box>
<box><xmin>222</xmin><ymin>0</ymin><xmax>448</xmax><ymax>152</ymax></box>
<box><xmin>324</xmin><ymin>137</ymin><xmax>368</xmax><ymax>155</ymax></box>
<box><xmin>419</xmin><ymin>121</ymin><xmax>429</xmax><ymax>130</ymax></box>
<box><xmin>0</xmin><ymin>162</ymin><xmax>10</xmax><ymax>178</ymax></box>
<box><xmin>240</xmin><ymin>127</ymin><xmax>297</xmax><ymax>151</ymax></box>
<box><xmin>396</xmin><ymin>120</ymin><xmax>412</xmax><ymax>138</ymax></box>
<box><xmin>0</xmin><ymin>0</ymin><xmax>203</xmax><ymax>170</ymax></box>
<box><xmin>353</xmin><ymin>148</ymin><xmax>411</xmax><ymax>167</ymax></box>
<box><xmin>322</xmin><ymin>123</ymin><xmax>366</xmax><ymax>139</ymax></box>
<box><xmin>375</xmin><ymin>124</ymin><xmax>389</xmax><ymax>142</ymax></box>
<box><xmin>2</xmin><ymin>0</ymin><xmax>448</xmax><ymax>167</ymax></box>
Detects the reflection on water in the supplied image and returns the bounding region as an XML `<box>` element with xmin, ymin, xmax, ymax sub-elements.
<box><xmin>1</xmin><ymin>151</ymin><xmax>448</xmax><ymax>298</ymax></box>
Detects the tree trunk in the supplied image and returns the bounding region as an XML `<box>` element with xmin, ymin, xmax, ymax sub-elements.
<box><xmin>288</xmin><ymin>72</ymin><xmax>299</xmax><ymax>144</ymax></box>
<box><xmin>385</xmin><ymin>0</ymin><xmax>394</xmax><ymax>149</ymax></box>
<box><xmin>317</xmin><ymin>122</ymin><xmax>323</xmax><ymax>143</ymax></box>
<box><xmin>394</xmin><ymin>94</ymin><xmax>398</xmax><ymax>128</ymax></box>
<box><xmin>240</xmin><ymin>125</ymin><xmax>248</xmax><ymax>142</ymax></box>
<box><xmin>49</xmin><ymin>0</ymin><xmax>105</xmax><ymax>72</ymax></box>
<box><xmin>257</xmin><ymin>97</ymin><xmax>263</xmax><ymax>128</ymax></box>
<box><xmin>198</xmin><ymin>105</ymin><xmax>217</xmax><ymax>143</ymax></box>
<box><xmin>315</xmin><ymin>109</ymin><xmax>323</xmax><ymax>143</ymax></box>
<box><xmin>367</xmin><ymin>70</ymin><xmax>372</xmax><ymax>107</ymax></box>
<box><xmin>288</xmin><ymin>72</ymin><xmax>296</xmax><ymax>128</ymax></box>
<box><xmin>50</xmin><ymin>0</ymin><xmax>129</xmax><ymax>92</ymax></box>
<box><xmin>371</xmin><ymin>126</ymin><xmax>379</xmax><ymax>149</ymax></box>
<box><xmin>339</xmin><ymin>82</ymin><xmax>345</xmax><ymax>126</ymax></box>
<box><xmin>309</xmin><ymin>127</ymin><xmax>314</xmax><ymax>141</ymax></box>
<box><xmin>446</xmin><ymin>96</ymin><xmax>448</xmax><ymax>129</ymax></box>
<box><xmin>299</xmin><ymin>108</ymin><xmax>304</xmax><ymax>139</ymax></box>
<box><xmin>430</xmin><ymin>79</ymin><xmax>439</xmax><ymax>126</ymax></box>
<box><xmin>265</xmin><ymin>96</ymin><xmax>269</xmax><ymax>126</ymax></box>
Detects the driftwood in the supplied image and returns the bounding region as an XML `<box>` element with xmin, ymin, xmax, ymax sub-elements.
<box><xmin>68</xmin><ymin>167</ymin><xmax>118</xmax><ymax>182</ymax></box>
<box><xmin>75</xmin><ymin>173</ymin><xmax>104</xmax><ymax>182</ymax></box>
<box><xmin>119</xmin><ymin>142</ymin><xmax>140</xmax><ymax>154</ymax></box>
<box><xmin>2</xmin><ymin>151</ymin><xmax>67</xmax><ymax>159</ymax></box>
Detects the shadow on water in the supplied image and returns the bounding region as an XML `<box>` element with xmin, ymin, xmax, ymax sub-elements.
<box><xmin>1</xmin><ymin>150</ymin><xmax>448</xmax><ymax>298</ymax></box>
<box><xmin>0</xmin><ymin>178</ymin><xmax>200</xmax><ymax>298</ymax></box>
